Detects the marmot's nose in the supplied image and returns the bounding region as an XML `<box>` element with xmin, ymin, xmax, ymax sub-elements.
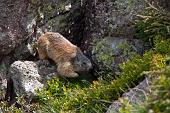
<box><xmin>87</xmin><ymin>62</ymin><xmax>92</xmax><ymax>69</ymax></box>
<box><xmin>82</xmin><ymin>61</ymin><xmax>92</xmax><ymax>69</ymax></box>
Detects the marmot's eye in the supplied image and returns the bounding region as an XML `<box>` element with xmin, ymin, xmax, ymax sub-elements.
<box><xmin>82</xmin><ymin>62</ymin><xmax>87</xmax><ymax>65</ymax></box>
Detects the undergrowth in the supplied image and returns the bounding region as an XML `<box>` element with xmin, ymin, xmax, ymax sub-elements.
<box><xmin>118</xmin><ymin>0</ymin><xmax>170</xmax><ymax>112</ymax></box>
<box><xmin>119</xmin><ymin>54</ymin><xmax>170</xmax><ymax>113</ymax></box>
<box><xmin>33</xmin><ymin>51</ymin><xmax>153</xmax><ymax>113</ymax></box>
<box><xmin>134</xmin><ymin>2</ymin><xmax>170</xmax><ymax>48</ymax></box>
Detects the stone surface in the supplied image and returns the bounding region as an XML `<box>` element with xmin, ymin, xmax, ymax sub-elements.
<box><xmin>92</xmin><ymin>37</ymin><xmax>144</xmax><ymax>75</ymax></box>
<box><xmin>6</xmin><ymin>60</ymin><xmax>58</xmax><ymax>99</ymax></box>
<box><xmin>0</xmin><ymin>0</ymin><xmax>30</xmax><ymax>55</ymax></box>
<box><xmin>8</xmin><ymin>61</ymin><xmax>44</xmax><ymax>98</ymax></box>
<box><xmin>91</xmin><ymin>0</ymin><xmax>146</xmax><ymax>75</ymax></box>
<box><xmin>36</xmin><ymin>60</ymin><xmax>58</xmax><ymax>82</ymax></box>
<box><xmin>94</xmin><ymin>0</ymin><xmax>146</xmax><ymax>38</ymax></box>
<box><xmin>108</xmin><ymin>37</ymin><xmax>144</xmax><ymax>57</ymax></box>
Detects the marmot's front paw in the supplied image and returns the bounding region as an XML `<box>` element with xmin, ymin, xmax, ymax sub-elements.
<box><xmin>68</xmin><ymin>72</ymin><xmax>79</xmax><ymax>77</ymax></box>
<box><xmin>41</xmin><ymin>60</ymin><xmax>50</xmax><ymax>66</ymax></box>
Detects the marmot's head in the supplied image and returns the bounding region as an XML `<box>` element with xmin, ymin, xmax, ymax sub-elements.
<box><xmin>71</xmin><ymin>48</ymin><xmax>92</xmax><ymax>72</ymax></box>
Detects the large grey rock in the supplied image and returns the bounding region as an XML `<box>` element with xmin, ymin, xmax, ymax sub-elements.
<box><xmin>94</xmin><ymin>0</ymin><xmax>146</xmax><ymax>38</ymax></box>
<box><xmin>91</xmin><ymin>0</ymin><xmax>146</xmax><ymax>75</ymax></box>
<box><xmin>0</xmin><ymin>0</ymin><xmax>30</xmax><ymax>55</ymax></box>
<box><xmin>12</xmin><ymin>0</ymin><xmax>74</xmax><ymax>60</ymax></box>
<box><xmin>9</xmin><ymin>61</ymin><xmax>44</xmax><ymax>98</ymax></box>
<box><xmin>111</xmin><ymin>38</ymin><xmax>144</xmax><ymax>66</ymax></box>
<box><xmin>7</xmin><ymin>60</ymin><xmax>58</xmax><ymax>99</ymax></box>
<box><xmin>92</xmin><ymin>37</ymin><xmax>144</xmax><ymax>75</ymax></box>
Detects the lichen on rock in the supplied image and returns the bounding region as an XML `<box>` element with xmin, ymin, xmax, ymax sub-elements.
<box><xmin>9</xmin><ymin>61</ymin><xmax>44</xmax><ymax>98</ymax></box>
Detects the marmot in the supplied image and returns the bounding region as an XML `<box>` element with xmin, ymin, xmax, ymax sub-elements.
<box><xmin>37</xmin><ymin>32</ymin><xmax>92</xmax><ymax>77</ymax></box>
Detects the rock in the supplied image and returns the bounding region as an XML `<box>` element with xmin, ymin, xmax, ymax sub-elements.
<box><xmin>7</xmin><ymin>60</ymin><xmax>58</xmax><ymax>101</ymax></box>
<box><xmin>0</xmin><ymin>0</ymin><xmax>30</xmax><ymax>56</ymax></box>
<box><xmin>106</xmin><ymin>77</ymin><xmax>151</xmax><ymax>113</ymax></box>
<box><xmin>36</xmin><ymin>60</ymin><xmax>58</xmax><ymax>81</ymax></box>
<box><xmin>92</xmin><ymin>37</ymin><xmax>144</xmax><ymax>75</ymax></box>
<box><xmin>13</xmin><ymin>42</ymin><xmax>36</xmax><ymax>60</ymax></box>
<box><xmin>113</xmin><ymin>38</ymin><xmax>144</xmax><ymax>65</ymax></box>
<box><xmin>91</xmin><ymin>0</ymin><xmax>147</xmax><ymax>76</ymax></box>
<box><xmin>94</xmin><ymin>0</ymin><xmax>146</xmax><ymax>38</ymax></box>
<box><xmin>8</xmin><ymin>61</ymin><xmax>44</xmax><ymax>99</ymax></box>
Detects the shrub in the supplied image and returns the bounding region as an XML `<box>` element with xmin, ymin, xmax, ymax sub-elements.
<box><xmin>120</xmin><ymin>51</ymin><xmax>153</xmax><ymax>82</ymax></box>
<box><xmin>154</xmin><ymin>36</ymin><xmax>170</xmax><ymax>55</ymax></box>
<box><xmin>118</xmin><ymin>42</ymin><xmax>168</xmax><ymax>113</ymax></box>
<box><xmin>134</xmin><ymin>3</ymin><xmax>170</xmax><ymax>47</ymax></box>
<box><xmin>118</xmin><ymin>1</ymin><xmax>170</xmax><ymax>112</ymax></box>
<box><xmin>147</xmin><ymin>67</ymin><xmax>170</xmax><ymax>113</ymax></box>
<box><xmin>119</xmin><ymin>58</ymin><xmax>169</xmax><ymax>113</ymax></box>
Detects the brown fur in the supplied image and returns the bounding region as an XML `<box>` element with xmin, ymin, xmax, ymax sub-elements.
<box><xmin>37</xmin><ymin>32</ymin><xmax>92</xmax><ymax>77</ymax></box>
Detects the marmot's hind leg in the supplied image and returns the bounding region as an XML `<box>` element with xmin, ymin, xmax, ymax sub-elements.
<box><xmin>57</xmin><ymin>62</ymin><xmax>79</xmax><ymax>77</ymax></box>
<box><xmin>37</xmin><ymin>47</ymin><xmax>48</xmax><ymax>59</ymax></box>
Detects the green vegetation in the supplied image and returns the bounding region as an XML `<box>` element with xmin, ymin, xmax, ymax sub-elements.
<box><xmin>119</xmin><ymin>56</ymin><xmax>170</xmax><ymax>113</ymax></box>
<box><xmin>118</xmin><ymin>39</ymin><xmax>170</xmax><ymax>113</ymax></box>
<box><xmin>118</xmin><ymin>1</ymin><xmax>170</xmax><ymax>112</ymax></box>
<box><xmin>154</xmin><ymin>37</ymin><xmax>170</xmax><ymax>55</ymax></box>
<box><xmin>34</xmin><ymin>50</ymin><xmax>153</xmax><ymax>113</ymax></box>
<box><xmin>134</xmin><ymin>3</ymin><xmax>170</xmax><ymax>47</ymax></box>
